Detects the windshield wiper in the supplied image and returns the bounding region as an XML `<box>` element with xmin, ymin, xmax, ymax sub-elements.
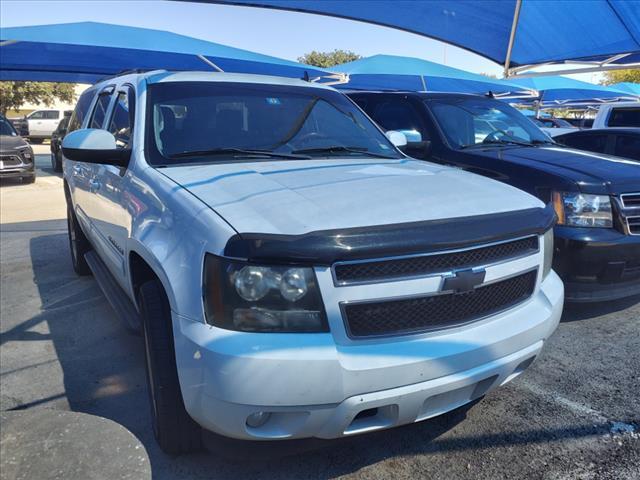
<box><xmin>169</xmin><ymin>147</ymin><xmax>310</xmax><ymax>160</ymax></box>
<box><xmin>481</xmin><ymin>138</ymin><xmax>534</xmax><ymax>148</ymax></box>
<box><xmin>291</xmin><ymin>145</ymin><xmax>396</xmax><ymax>159</ymax></box>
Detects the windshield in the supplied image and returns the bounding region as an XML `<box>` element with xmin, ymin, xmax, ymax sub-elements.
<box><xmin>0</xmin><ymin>117</ymin><xmax>17</xmax><ymax>136</ymax></box>
<box><xmin>146</xmin><ymin>82</ymin><xmax>401</xmax><ymax>165</ymax></box>
<box><xmin>427</xmin><ymin>97</ymin><xmax>550</xmax><ymax>149</ymax></box>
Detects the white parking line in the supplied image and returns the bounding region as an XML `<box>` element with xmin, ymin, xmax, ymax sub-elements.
<box><xmin>516</xmin><ymin>378</ymin><xmax>609</xmax><ymax>422</ymax></box>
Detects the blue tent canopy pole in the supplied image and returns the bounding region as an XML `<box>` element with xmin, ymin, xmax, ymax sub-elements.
<box><xmin>503</xmin><ymin>0</ymin><xmax>522</xmax><ymax>78</ymax></box>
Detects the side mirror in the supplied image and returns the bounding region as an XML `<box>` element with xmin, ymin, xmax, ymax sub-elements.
<box><xmin>385</xmin><ymin>130</ymin><xmax>408</xmax><ymax>147</ymax></box>
<box><xmin>394</xmin><ymin>130</ymin><xmax>432</xmax><ymax>158</ymax></box>
<box><xmin>62</xmin><ymin>129</ymin><xmax>130</xmax><ymax>167</ymax></box>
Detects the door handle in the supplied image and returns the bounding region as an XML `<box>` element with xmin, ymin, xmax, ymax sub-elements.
<box><xmin>89</xmin><ymin>179</ymin><xmax>101</xmax><ymax>191</ymax></box>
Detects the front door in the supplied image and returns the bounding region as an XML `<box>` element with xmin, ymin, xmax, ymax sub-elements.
<box><xmin>90</xmin><ymin>88</ymin><xmax>134</xmax><ymax>286</ymax></box>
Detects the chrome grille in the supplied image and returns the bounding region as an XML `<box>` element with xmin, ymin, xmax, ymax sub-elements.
<box><xmin>333</xmin><ymin>236</ymin><xmax>538</xmax><ymax>285</ymax></box>
<box><xmin>0</xmin><ymin>155</ymin><xmax>21</xmax><ymax>167</ymax></box>
<box><xmin>628</xmin><ymin>216</ymin><xmax>640</xmax><ymax>236</ymax></box>
<box><xmin>621</xmin><ymin>193</ymin><xmax>640</xmax><ymax>209</ymax></box>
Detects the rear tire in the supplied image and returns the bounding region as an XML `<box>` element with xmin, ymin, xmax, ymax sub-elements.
<box><xmin>139</xmin><ymin>279</ymin><xmax>202</xmax><ymax>455</ymax></box>
<box><xmin>67</xmin><ymin>203</ymin><xmax>92</xmax><ymax>275</ymax></box>
<box><xmin>29</xmin><ymin>138</ymin><xmax>44</xmax><ymax>144</ymax></box>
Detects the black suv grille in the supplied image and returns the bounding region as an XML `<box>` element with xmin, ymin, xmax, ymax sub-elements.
<box><xmin>0</xmin><ymin>155</ymin><xmax>21</xmax><ymax>167</ymax></box>
<box><xmin>628</xmin><ymin>217</ymin><xmax>640</xmax><ymax>235</ymax></box>
<box><xmin>343</xmin><ymin>270</ymin><xmax>537</xmax><ymax>338</ymax></box>
<box><xmin>334</xmin><ymin>236</ymin><xmax>538</xmax><ymax>284</ymax></box>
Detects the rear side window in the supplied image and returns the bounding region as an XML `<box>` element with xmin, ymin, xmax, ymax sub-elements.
<box><xmin>89</xmin><ymin>93</ymin><xmax>112</xmax><ymax>129</ymax></box>
<box><xmin>614</xmin><ymin>135</ymin><xmax>640</xmax><ymax>160</ymax></box>
<box><xmin>68</xmin><ymin>89</ymin><xmax>95</xmax><ymax>132</ymax></box>
<box><xmin>562</xmin><ymin>134</ymin><xmax>607</xmax><ymax>153</ymax></box>
<box><xmin>108</xmin><ymin>91</ymin><xmax>132</xmax><ymax>148</ymax></box>
<box><xmin>608</xmin><ymin>107</ymin><xmax>640</xmax><ymax>127</ymax></box>
<box><xmin>44</xmin><ymin>111</ymin><xmax>60</xmax><ymax>120</ymax></box>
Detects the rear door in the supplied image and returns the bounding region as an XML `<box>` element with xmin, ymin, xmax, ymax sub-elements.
<box><xmin>66</xmin><ymin>88</ymin><xmax>98</xmax><ymax>235</ymax></box>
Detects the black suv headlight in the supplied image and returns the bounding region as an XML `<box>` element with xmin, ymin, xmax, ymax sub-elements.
<box><xmin>203</xmin><ymin>254</ymin><xmax>329</xmax><ymax>333</ymax></box>
<box><xmin>552</xmin><ymin>191</ymin><xmax>612</xmax><ymax>228</ymax></box>
<box><xmin>16</xmin><ymin>146</ymin><xmax>33</xmax><ymax>162</ymax></box>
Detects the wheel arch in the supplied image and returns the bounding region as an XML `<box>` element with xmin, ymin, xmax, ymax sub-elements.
<box><xmin>128</xmin><ymin>246</ymin><xmax>178</xmax><ymax>313</ymax></box>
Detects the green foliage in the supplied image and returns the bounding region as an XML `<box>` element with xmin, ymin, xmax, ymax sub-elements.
<box><xmin>600</xmin><ymin>69</ymin><xmax>640</xmax><ymax>85</ymax></box>
<box><xmin>0</xmin><ymin>81</ymin><xmax>76</xmax><ymax>116</ymax></box>
<box><xmin>298</xmin><ymin>50</ymin><xmax>362</xmax><ymax>68</ymax></box>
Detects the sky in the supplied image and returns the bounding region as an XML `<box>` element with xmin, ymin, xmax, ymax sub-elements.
<box><xmin>1</xmin><ymin>0</ymin><xmax>602</xmax><ymax>83</ymax></box>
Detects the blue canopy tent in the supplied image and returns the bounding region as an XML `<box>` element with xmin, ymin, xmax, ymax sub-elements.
<box><xmin>191</xmin><ymin>0</ymin><xmax>640</xmax><ymax>77</ymax></box>
<box><xmin>0</xmin><ymin>22</ymin><xmax>329</xmax><ymax>83</ymax></box>
<box><xmin>609</xmin><ymin>82</ymin><xmax>640</xmax><ymax>96</ymax></box>
<box><xmin>327</xmin><ymin>54</ymin><xmax>535</xmax><ymax>97</ymax></box>
<box><xmin>506</xmin><ymin>76</ymin><xmax>639</xmax><ymax>107</ymax></box>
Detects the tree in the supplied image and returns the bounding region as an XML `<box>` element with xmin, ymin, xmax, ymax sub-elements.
<box><xmin>0</xmin><ymin>81</ymin><xmax>76</xmax><ymax>116</ymax></box>
<box><xmin>600</xmin><ymin>69</ymin><xmax>640</xmax><ymax>86</ymax></box>
<box><xmin>298</xmin><ymin>50</ymin><xmax>362</xmax><ymax>68</ymax></box>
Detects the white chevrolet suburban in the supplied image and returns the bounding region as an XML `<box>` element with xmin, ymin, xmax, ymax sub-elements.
<box><xmin>62</xmin><ymin>71</ymin><xmax>564</xmax><ymax>454</ymax></box>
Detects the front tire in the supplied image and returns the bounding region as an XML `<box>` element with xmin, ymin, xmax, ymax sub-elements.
<box><xmin>67</xmin><ymin>203</ymin><xmax>92</xmax><ymax>275</ymax></box>
<box><xmin>139</xmin><ymin>279</ymin><xmax>202</xmax><ymax>455</ymax></box>
<box><xmin>22</xmin><ymin>175</ymin><xmax>36</xmax><ymax>184</ymax></box>
<box><xmin>51</xmin><ymin>152</ymin><xmax>62</xmax><ymax>172</ymax></box>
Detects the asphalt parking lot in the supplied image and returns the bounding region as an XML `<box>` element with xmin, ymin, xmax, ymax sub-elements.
<box><xmin>1</xmin><ymin>148</ymin><xmax>639</xmax><ymax>480</ymax></box>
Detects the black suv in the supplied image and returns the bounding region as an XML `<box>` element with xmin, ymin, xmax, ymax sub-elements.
<box><xmin>50</xmin><ymin>114</ymin><xmax>70</xmax><ymax>172</ymax></box>
<box><xmin>350</xmin><ymin>91</ymin><xmax>640</xmax><ymax>302</ymax></box>
<box><xmin>0</xmin><ymin>114</ymin><xmax>35</xmax><ymax>184</ymax></box>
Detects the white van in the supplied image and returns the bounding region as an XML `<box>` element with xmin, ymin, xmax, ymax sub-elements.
<box><xmin>25</xmin><ymin>109</ymin><xmax>72</xmax><ymax>143</ymax></box>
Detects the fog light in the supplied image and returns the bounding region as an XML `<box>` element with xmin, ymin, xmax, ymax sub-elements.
<box><xmin>246</xmin><ymin>411</ymin><xmax>271</xmax><ymax>428</ymax></box>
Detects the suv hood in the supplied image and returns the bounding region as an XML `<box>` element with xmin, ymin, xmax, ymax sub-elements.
<box><xmin>0</xmin><ymin>135</ymin><xmax>29</xmax><ymax>152</ymax></box>
<box><xmin>467</xmin><ymin>145</ymin><xmax>640</xmax><ymax>194</ymax></box>
<box><xmin>161</xmin><ymin>158</ymin><xmax>542</xmax><ymax>235</ymax></box>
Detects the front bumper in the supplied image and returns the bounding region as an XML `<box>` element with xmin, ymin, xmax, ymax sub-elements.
<box><xmin>172</xmin><ymin>271</ymin><xmax>563</xmax><ymax>440</ymax></box>
<box><xmin>0</xmin><ymin>166</ymin><xmax>35</xmax><ymax>178</ymax></box>
<box><xmin>553</xmin><ymin>226</ymin><xmax>640</xmax><ymax>302</ymax></box>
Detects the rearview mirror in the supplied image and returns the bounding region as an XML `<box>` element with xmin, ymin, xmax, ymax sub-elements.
<box><xmin>385</xmin><ymin>130</ymin><xmax>408</xmax><ymax>147</ymax></box>
<box><xmin>62</xmin><ymin>129</ymin><xmax>130</xmax><ymax>167</ymax></box>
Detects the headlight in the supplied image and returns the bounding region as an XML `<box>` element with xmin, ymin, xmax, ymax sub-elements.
<box><xmin>203</xmin><ymin>254</ymin><xmax>328</xmax><ymax>333</ymax></box>
<box><xmin>542</xmin><ymin>228</ymin><xmax>554</xmax><ymax>280</ymax></box>
<box><xmin>16</xmin><ymin>146</ymin><xmax>33</xmax><ymax>161</ymax></box>
<box><xmin>552</xmin><ymin>191</ymin><xmax>612</xmax><ymax>228</ymax></box>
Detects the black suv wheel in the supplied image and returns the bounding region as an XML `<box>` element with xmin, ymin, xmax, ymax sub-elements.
<box><xmin>139</xmin><ymin>279</ymin><xmax>202</xmax><ymax>454</ymax></box>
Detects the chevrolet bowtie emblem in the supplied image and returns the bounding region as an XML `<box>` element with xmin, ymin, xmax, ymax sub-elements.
<box><xmin>442</xmin><ymin>268</ymin><xmax>486</xmax><ymax>294</ymax></box>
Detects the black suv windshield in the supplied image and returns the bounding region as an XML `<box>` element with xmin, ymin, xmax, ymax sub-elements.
<box><xmin>427</xmin><ymin>97</ymin><xmax>550</xmax><ymax>149</ymax></box>
<box><xmin>0</xmin><ymin>116</ymin><xmax>17</xmax><ymax>137</ymax></box>
<box><xmin>146</xmin><ymin>81</ymin><xmax>401</xmax><ymax>165</ymax></box>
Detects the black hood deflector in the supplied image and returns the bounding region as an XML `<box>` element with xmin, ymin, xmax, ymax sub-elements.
<box><xmin>224</xmin><ymin>203</ymin><xmax>556</xmax><ymax>265</ymax></box>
